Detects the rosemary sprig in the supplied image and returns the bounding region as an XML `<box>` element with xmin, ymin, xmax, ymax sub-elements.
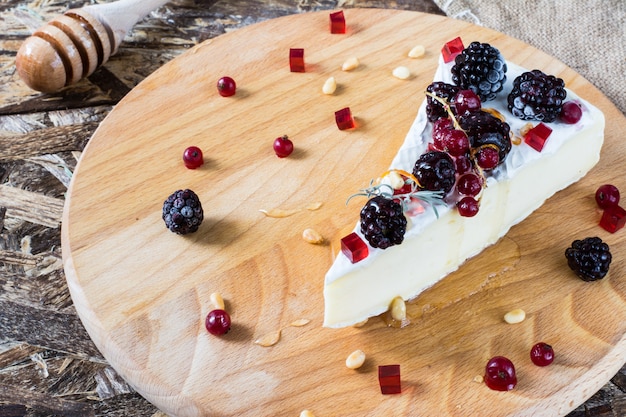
<box><xmin>347</xmin><ymin>173</ymin><xmax>446</xmax><ymax>218</ymax></box>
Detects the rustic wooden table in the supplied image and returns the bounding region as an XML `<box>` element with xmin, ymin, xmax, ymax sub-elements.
<box><xmin>0</xmin><ymin>1</ymin><xmax>624</xmax><ymax>416</ymax></box>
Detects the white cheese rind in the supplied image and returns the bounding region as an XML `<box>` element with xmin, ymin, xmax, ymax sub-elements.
<box><xmin>323</xmin><ymin>58</ymin><xmax>605</xmax><ymax>328</ymax></box>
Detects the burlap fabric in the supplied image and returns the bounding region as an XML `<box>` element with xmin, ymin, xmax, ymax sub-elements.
<box><xmin>433</xmin><ymin>0</ymin><xmax>626</xmax><ymax>115</ymax></box>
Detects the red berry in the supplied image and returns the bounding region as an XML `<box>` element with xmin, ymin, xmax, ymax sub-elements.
<box><xmin>452</xmin><ymin>89</ymin><xmax>481</xmax><ymax>116</ymax></box>
<box><xmin>560</xmin><ymin>101</ymin><xmax>582</xmax><ymax>124</ymax></box>
<box><xmin>217</xmin><ymin>76</ymin><xmax>236</xmax><ymax>97</ymax></box>
<box><xmin>454</xmin><ymin>155</ymin><xmax>472</xmax><ymax>174</ymax></box>
<box><xmin>457</xmin><ymin>196</ymin><xmax>479</xmax><ymax>217</ymax></box>
<box><xmin>457</xmin><ymin>173</ymin><xmax>482</xmax><ymax>196</ymax></box>
<box><xmin>530</xmin><ymin>342</ymin><xmax>554</xmax><ymax>366</ymax></box>
<box><xmin>476</xmin><ymin>146</ymin><xmax>499</xmax><ymax>170</ymax></box>
<box><xmin>183</xmin><ymin>146</ymin><xmax>204</xmax><ymax>169</ymax></box>
<box><xmin>205</xmin><ymin>309</ymin><xmax>231</xmax><ymax>336</ymax></box>
<box><xmin>484</xmin><ymin>356</ymin><xmax>517</xmax><ymax>391</ymax></box>
<box><xmin>595</xmin><ymin>184</ymin><xmax>620</xmax><ymax>209</ymax></box>
<box><xmin>273</xmin><ymin>135</ymin><xmax>294</xmax><ymax>158</ymax></box>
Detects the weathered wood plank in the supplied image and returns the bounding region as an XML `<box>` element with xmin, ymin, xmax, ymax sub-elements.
<box><xmin>0</xmin><ymin>185</ymin><xmax>64</xmax><ymax>228</ymax></box>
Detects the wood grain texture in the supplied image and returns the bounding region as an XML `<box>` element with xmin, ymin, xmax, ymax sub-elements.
<box><xmin>61</xmin><ymin>9</ymin><xmax>626</xmax><ymax>417</ymax></box>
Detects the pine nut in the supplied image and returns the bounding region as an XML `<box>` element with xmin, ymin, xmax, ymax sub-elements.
<box><xmin>345</xmin><ymin>349</ymin><xmax>366</xmax><ymax>369</ymax></box>
<box><xmin>408</xmin><ymin>44</ymin><xmax>426</xmax><ymax>58</ymax></box>
<box><xmin>390</xmin><ymin>296</ymin><xmax>406</xmax><ymax>321</ymax></box>
<box><xmin>322</xmin><ymin>76</ymin><xmax>337</xmax><ymax>94</ymax></box>
<box><xmin>210</xmin><ymin>292</ymin><xmax>225</xmax><ymax>310</ymax></box>
<box><xmin>386</xmin><ymin>170</ymin><xmax>405</xmax><ymax>190</ymax></box>
<box><xmin>504</xmin><ymin>308</ymin><xmax>526</xmax><ymax>324</ymax></box>
<box><xmin>300</xmin><ymin>410</ymin><xmax>315</xmax><ymax>417</ymax></box>
<box><xmin>342</xmin><ymin>56</ymin><xmax>360</xmax><ymax>71</ymax></box>
<box><xmin>392</xmin><ymin>66</ymin><xmax>411</xmax><ymax>80</ymax></box>
<box><xmin>302</xmin><ymin>228</ymin><xmax>324</xmax><ymax>244</ymax></box>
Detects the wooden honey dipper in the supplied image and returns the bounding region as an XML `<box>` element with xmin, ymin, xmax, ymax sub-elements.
<box><xmin>16</xmin><ymin>0</ymin><xmax>169</xmax><ymax>93</ymax></box>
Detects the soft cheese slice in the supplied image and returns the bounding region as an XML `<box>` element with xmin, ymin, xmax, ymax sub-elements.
<box><xmin>323</xmin><ymin>57</ymin><xmax>605</xmax><ymax>328</ymax></box>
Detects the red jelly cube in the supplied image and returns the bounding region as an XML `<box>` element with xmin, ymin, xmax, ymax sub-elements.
<box><xmin>341</xmin><ymin>232</ymin><xmax>368</xmax><ymax>263</ymax></box>
<box><xmin>600</xmin><ymin>204</ymin><xmax>626</xmax><ymax>233</ymax></box>
<box><xmin>442</xmin><ymin>37</ymin><xmax>464</xmax><ymax>63</ymax></box>
<box><xmin>330</xmin><ymin>10</ymin><xmax>346</xmax><ymax>34</ymax></box>
<box><xmin>378</xmin><ymin>364</ymin><xmax>401</xmax><ymax>394</ymax></box>
<box><xmin>524</xmin><ymin>122</ymin><xmax>553</xmax><ymax>152</ymax></box>
<box><xmin>289</xmin><ymin>48</ymin><xmax>305</xmax><ymax>72</ymax></box>
<box><xmin>335</xmin><ymin>107</ymin><xmax>355</xmax><ymax>130</ymax></box>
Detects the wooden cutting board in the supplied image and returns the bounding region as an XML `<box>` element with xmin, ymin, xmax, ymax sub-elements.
<box><xmin>61</xmin><ymin>9</ymin><xmax>626</xmax><ymax>417</ymax></box>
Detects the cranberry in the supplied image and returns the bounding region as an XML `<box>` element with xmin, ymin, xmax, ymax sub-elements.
<box><xmin>595</xmin><ymin>184</ymin><xmax>620</xmax><ymax>209</ymax></box>
<box><xmin>205</xmin><ymin>309</ymin><xmax>231</xmax><ymax>336</ymax></box>
<box><xmin>560</xmin><ymin>101</ymin><xmax>583</xmax><ymax>124</ymax></box>
<box><xmin>475</xmin><ymin>146</ymin><xmax>499</xmax><ymax>170</ymax></box>
<box><xmin>452</xmin><ymin>89</ymin><xmax>481</xmax><ymax>116</ymax></box>
<box><xmin>484</xmin><ymin>356</ymin><xmax>517</xmax><ymax>391</ymax></box>
<box><xmin>457</xmin><ymin>196</ymin><xmax>479</xmax><ymax>217</ymax></box>
<box><xmin>530</xmin><ymin>342</ymin><xmax>554</xmax><ymax>366</ymax></box>
<box><xmin>183</xmin><ymin>146</ymin><xmax>203</xmax><ymax>169</ymax></box>
<box><xmin>273</xmin><ymin>135</ymin><xmax>294</xmax><ymax>158</ymax></box>
<box><xmin>217</xmin><ymin>76</ymin><xmax>236</xmax><ymax>97</ymax></box>
<box><xmin>456</xmin><ymin>173</ymin><xmax>482</xmax><ymax>196</ymax></box>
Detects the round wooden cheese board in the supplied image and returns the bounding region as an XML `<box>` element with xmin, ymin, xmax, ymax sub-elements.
<box><xmin>62</xmin><ymin>9</ymin><xmax>626</xmax><ymax>417</ymax></box>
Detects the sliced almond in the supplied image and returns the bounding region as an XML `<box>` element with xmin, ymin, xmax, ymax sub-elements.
<box><xmin>303</xmin><ymin>228</ymin><xmax>324</xmax><ymax>244</ymax></box>
<box><xmin>254</xmin><ymin>330</ymin><xmax>282</xmax><ymax>347</ymax></box>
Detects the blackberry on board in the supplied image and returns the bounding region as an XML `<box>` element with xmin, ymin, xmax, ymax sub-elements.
<box><xmin>507</xmin><ymin>69</ymin><xmax>567</xmax><ymax>122</ymax></box>
<box><xmin>451</xmin><ymin>41</ymin><xmax>507</xmax><ymax>102</ymax></box>
<box><xmin>426</xmin><ymin>82</ymin><xmax>459</xmax><ymax>122</ymax></box>
<box><xmin>162</xmin><ymin>189</ymin><xmax>204</xmax><ymax>235</ymax></box>
<box><xmin>565</xmin><ymin>237</ymin><xmax>612</xmax><ymax>281</ymax></box>
<box><xmin>412</xmin><ymin>151</ymin><xmax>457</xmax><ymax>194</ymax></box>
<box><xmin>360</xmin><ymin>196</ymin><xmax>407</xmax><ymax>249</ymax></box>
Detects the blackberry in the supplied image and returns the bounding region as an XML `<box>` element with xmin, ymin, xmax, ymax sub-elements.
<box><xmin>459</xmin><ymin>111</ymin><xmax>512</xmax><ymax>166</ymax></box>
<box><xmin>451</xmin><ymin>41</ymin><xmax>507</xmax><ymax>102</ymax></box>
<box><xmin>507</xmin><ymin>70</ymin><xmax>567</xmax><ymax>122</ymax></box>
<box><xmin>162</xmin><ymin>189</ymin><xmax>204</xmax><ymax>235</ymax></box>
<box><xmin>565</xmin><ymin>237</ymin><xmax>612</xmax><ymax>281</ymax></box>
<box><xmin>412</xmin><ymin>151</ymin><xmax>456</xmax><ymax>194</ymax></box>
<box><xmin>360</xmin><ymin>196</ymin><xmax>407</xmax><ymax>249</ymax></box>
<box><xmin>426</xmin><ymin>82</ymin><xmax>459</xmax><ymax>122</ymax></box>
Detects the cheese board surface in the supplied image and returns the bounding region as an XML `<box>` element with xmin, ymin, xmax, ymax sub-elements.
<box><xmin>62</xmin><ymin>9</ymin><xmax>626</xmax><ymax>417</ymax></box>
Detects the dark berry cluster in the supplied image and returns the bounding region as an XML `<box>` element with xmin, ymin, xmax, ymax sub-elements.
<box><xmin>360</xmin><ymin>196</ymin><xmax>407</xmax><ymax>249</ymax></box>
<box><xmin>565</xmin><ymin>237</ymin><xmax>612</xmax><ymax>281</ymax></box>
<box><xmin>162</xmin><ymin>189</ymin><xmax>204</xmax><ymax>235</ymax></box>
<box><xmin>507</xmin><ymin>70</ymin><xmax>567</xmax><ymax>122</ymax></box>
<box><xmin>412</xmin><ymin>151</ymin><xmax>456</xmax><ymax>194</ymax></box>
<box><xmin>426</xmin><ymin>82</ymin><xmax>459</xmax><ymax>122</ymax></box>
<box><xmin>459</xmin><ymin>111</ymin><xmax>512</xmax><ymax>165</ymax></box>
<box><xmin>451</xmin><ymin>41</ymin><xmax>507</xmax><ymax>102</ymax></box>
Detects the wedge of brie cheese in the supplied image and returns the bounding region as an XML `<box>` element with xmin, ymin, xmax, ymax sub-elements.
<box><xmin>323</xmin><ymin>56</ymin><xmax>605</xmax><ymax>328</ymax></box>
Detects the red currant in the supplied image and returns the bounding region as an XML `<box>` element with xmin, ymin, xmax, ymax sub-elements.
<box><xmin>205</xmin><ymin>309</ymin><xmax>231</xmax><ymax>336</ymax></box>
<box><xmin>595</xmin><ymin>184</ymin><xmax>620</xmax><ymax>209</ymax></box>
<box><xmin>217</xmin><ymin>76</ymin><xmax>236</xmax><ymax>97</ymax></box>
<box><xmin>452</xmin><ymin>89</ymin><xmax>481</xmax><ymax>116</ymax></box>
<box><xmin>457</xmin><ymin>173</ymin><xmax>482</xmax><ymax>196</ymax></box>
<box><xmin>484</xmin><ymin>356</ymin><xmax>517</xmax><ymax>391</ymax></box>
<box><xmin>476</xmin><ymin>146</ymin><xmax>499</xmax><ymax>170</ymax></box>
<box><xmin>273</xmin><ymin>135</ymin><xmax>294</xmax><ymax>158</ymax></box>
<box><xmin>457</xmin><ymin>196</ymin><xmax>479</xmax><ymax>217</ymax></box>
<box><xmin>454</xmin><ymin>155</ymin><xmax>472</xmax><ymax>174</ymax></box>
<box><xmin>183</xmin><ymin>146</ymin><xmax>204</xmax><ymax>169</ymax></box>
<box><xmin>530</xmin><ymin>342</ymin><xmax>554</xmax><ymax>366</ymax></box>
<box><xmin>560</xmin><ymin>101</ymin><xmax>582</xmax><ymax>124</ymax></box>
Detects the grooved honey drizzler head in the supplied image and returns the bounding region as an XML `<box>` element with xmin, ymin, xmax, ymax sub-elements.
<box><xmin>15</xmin><ymin>9</ymin><xmax>114</xmax><ymax>93</ymax></box>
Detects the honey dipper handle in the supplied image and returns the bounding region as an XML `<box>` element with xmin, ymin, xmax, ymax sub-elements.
<box><xmin>83</xmin><ymin>0</ymin><xmax>169</xmax><ymax>55</ymax></box>
<box><xmin>15</xmin><ymin>0</ymin><xmax>169</xmax><ymax>93</ymax></box>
